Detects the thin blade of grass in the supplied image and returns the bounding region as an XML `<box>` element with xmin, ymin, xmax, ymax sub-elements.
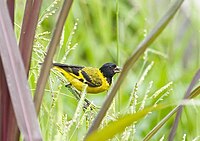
<box><xmin>168</xmin><ymin>69</ymin><xmax>200</xmax><ymax>141</ymax></box>
<box><xmin>0</xmin><ymin>1</ymin><xmax>42</xmax><ymax>140</ymax></box>
<box><xmin>85</xmin><ymin>105</ymin><xmax>165</xmax><ymax>141</ymax></box>
<box><xmin>85</xmin><ymin>0</ymin><xmax>184</xmax><ymax>137</ymax></box>
<box><xmin>143</xmin><ymin>85</ymin><xmax>200</xmax><ymax>141</ymax></box>
<box><xmin>34</xmin><ymin>0</ymin><xmax>73</xmax><ymax>114</ymax></box>
<box><xmin>19</xmin><ymin>0</ymin><xmax>42</xmax><ymax>74</ymax></box>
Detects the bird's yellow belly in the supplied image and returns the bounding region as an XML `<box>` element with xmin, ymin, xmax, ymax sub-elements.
<box><xmin>59</xmin><ymin>68</ymin><xmax>110</xmax><ymax>94</ymax></box>
<box><xmin>69</xmin><ymin>77</ymin><xmax>109</xmax><ymax>94</ymax></box>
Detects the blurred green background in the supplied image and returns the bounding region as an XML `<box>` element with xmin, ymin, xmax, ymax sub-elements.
<box><xmin>15</xmin><ymin>0</ymin><xmax>200</xmax><ymax>140</ymax></box>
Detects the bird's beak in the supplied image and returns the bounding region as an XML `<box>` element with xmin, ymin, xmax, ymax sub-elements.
<box><xmin>114</xmin><ymin>66</ymin><xmax>122</xmax><ymax>73</ymax></box>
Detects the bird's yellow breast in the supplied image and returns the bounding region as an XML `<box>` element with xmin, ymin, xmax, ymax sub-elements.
<box><xmin>54</xmin><ymin>67</ymin><xmax>110</xmax><ymax>94</ymax></box>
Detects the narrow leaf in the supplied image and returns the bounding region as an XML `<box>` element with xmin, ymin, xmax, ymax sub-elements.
<box><xmin>3</xmin><ymin>1</ymin><xmax>20</xmax><ymax>141</ymax></box>
<box><xmin>168</xmin><ymin>69</ymin><xmax>200</xmax><ymax>140</ymax></box>
<box><xmin>85</xmin><ymin>105</ymin><xmax>164</xmax><ymax>141</ymax></box>
<box><xmin>0</xmin><ymin>61</ymin><xmax>19</xmax><ymax>141</ymax></box>
<box><xmin>0</xmin><ymin>1</ymin><xmax>42</xmax><ymax>140</ymax></box>
<box><xmin>143</xmin><ymin>85</ymin><xmax>200</xmax><ymax>141</ymax></box>
<box><xmin>0</xmin><ymin>59</ymin><xmax>15</xmax><ymax>141</ymax></box>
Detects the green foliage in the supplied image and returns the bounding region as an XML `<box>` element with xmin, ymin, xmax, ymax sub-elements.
<box><xmin>13</xmin><ymin>0</ymin><xmax>200</xmax><ymax>140</ymax></box>
<box><xmin>85</xmin><ymin>105</ymin><xmax>164</xmax><ymax>141</ymax></box>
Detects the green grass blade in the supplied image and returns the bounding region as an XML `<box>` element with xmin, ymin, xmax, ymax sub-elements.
<box><xmin>143</xmin><ymin>85</ymin><xmax>200</xmax><ymax>141</ymax></box>
<box><xmin>85</xmin><ymin>105</ymin><xmax>164</xmax><ymax>141</ymax></box>
<box><xmin>169</xmin><ymin>69</ymin><xmax>200</xmax><ymax>140</ymax></box>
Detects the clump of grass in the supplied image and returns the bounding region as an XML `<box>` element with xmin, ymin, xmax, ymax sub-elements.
<box><xmin>151</xmin><ymin>81</ymin><xmax>173</xmax><ymax>99</ymax></box>
<box><xmin>129</xmin><ymin>83</ymin><xmax>138</xmax><ymax>114</ymax></box>
<box><xmin>137</xmin><ymin>61</ymin><xmax>154</xmax><ymax>86</ymax></box>
<box><xmin>59</xmin><ymin>19</ymin><xmax>79</xmax><ymax>63</ymax></box>
<box><xmin>154</xmin><ymin>88</ymin><xmax>173</xmax><ymax>105</ymax></box>
<box><xmin>63</xmin><ymin>86</ymin><xmax>87</xmax><ymax>140</ymax></box>
<box><xmin>118</xmin><ymin>58</ymin><xmax>169</xmax><ymax>140</ymax></box>
<box><xmin>38</xmin><ymin>0</ymin><xmax>61</xmax><ymax>25</ymax></box>
<box><xmin>139</xmin><ymin>81</ymin><xmax>153</xmax><ymax>111</ymax></box>
<box><xmin>128</xmin><ymin>61</ymin><xmax>154</xmax><ymax>114</ymax></box>
<box><xmin>56</xmin><ymin>113</ymin><xmax>68</xmax><ymax>135</ymax></box>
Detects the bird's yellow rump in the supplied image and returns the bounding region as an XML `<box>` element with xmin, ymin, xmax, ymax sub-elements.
<box><xmin>53</xmin><ymin>63</ymin><xmax>121</xmax><ymax>94</ymax></box>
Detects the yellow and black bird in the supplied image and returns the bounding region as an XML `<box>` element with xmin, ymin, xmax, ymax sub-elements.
<box><xmin>53</xmin><ymin>63</ymin><xmax>121</xmax><ymax>94</ymax></box>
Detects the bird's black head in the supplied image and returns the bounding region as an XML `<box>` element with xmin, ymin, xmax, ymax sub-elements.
<box><xmin>99</xmin><ymin>63</ymin><xmax>121</xmax><ymax>84</ymax></box>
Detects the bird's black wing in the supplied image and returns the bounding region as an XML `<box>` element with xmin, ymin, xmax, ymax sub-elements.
<box><xmin>53</xmin><ymin>63</ymin><xmax>84</xmax><ymax>76</ymax></box>
<box><xmin>53</xmin><ymin>63</ymin><xmax>102</xmax><ymax>87</ymax></box>
<box><xmin>81</xmin><ymin>67</ymin><xmax>102</xmax><ymax>87</ymax></box>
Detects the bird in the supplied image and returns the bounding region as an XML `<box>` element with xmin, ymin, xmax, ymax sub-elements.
<box><xmin>53</xmin><ymin>63</ymin><xmax>121</xmax><ymax>94</ymax></box>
